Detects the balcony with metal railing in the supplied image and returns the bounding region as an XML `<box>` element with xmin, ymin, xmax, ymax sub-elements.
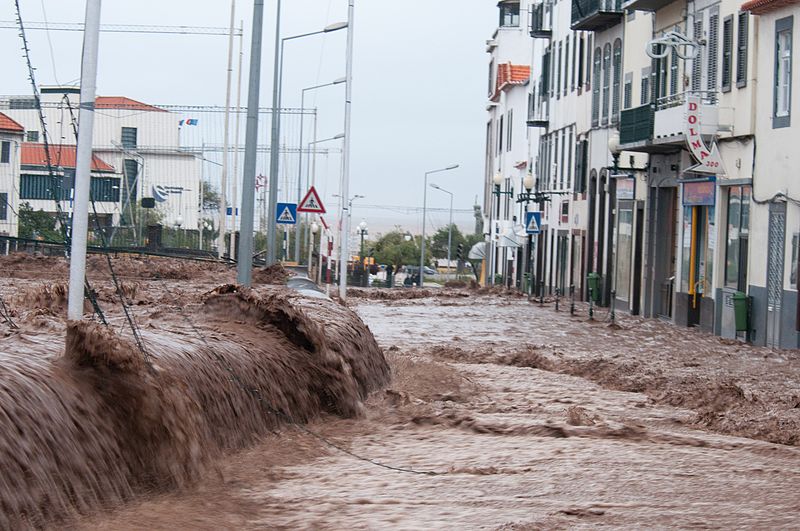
<box><xmin>527</xmin><ymin>100</ymin><xmax>549</xmax><ymax>128</ymax></box>
<box><xmin>529</xmin><ymin>3</ymin><xmax>552</xmax><ymax>38</ymax></box>
<box><xmin>619</xmin><ymin>91</ymin><xmax>728</xmax><ymax>152</ymax></box>
<box><xmin>570</xmin><ymin>0</ymin><xmax>624</xmax><ymax>31</ymax></box>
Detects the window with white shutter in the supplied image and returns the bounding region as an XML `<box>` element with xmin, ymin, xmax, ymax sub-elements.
<box><xmin>641</xmin><ymin>66</ymin><xmax>651</xmax><ymax>105</ymax></box>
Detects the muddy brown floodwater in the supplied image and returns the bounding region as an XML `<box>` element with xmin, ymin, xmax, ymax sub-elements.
<box><xmin>1</xmin><ymin>257</ymin><xmax>799</xmax><ymax>529</ymax></box>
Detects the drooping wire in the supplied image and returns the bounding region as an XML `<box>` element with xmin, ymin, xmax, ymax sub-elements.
<box><xmin>152</xmin><ymin>275</ymin><xmax>441</xmax><ymax>477</ymax></box>
<box><xmin>15</xmin><ymin>0</ymin><xmax>107</xmax><ymax>326</ymax></box>
<box><xmin>63</xmin><ymin>98</ymin><xmax>151</xmax><ymax>360</ymax></box>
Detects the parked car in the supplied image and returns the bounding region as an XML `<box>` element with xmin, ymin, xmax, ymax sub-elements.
<box><xmin>403</xmin><ymin>265</ymin><xmax>436</xmax><ymax>275</ymax></box>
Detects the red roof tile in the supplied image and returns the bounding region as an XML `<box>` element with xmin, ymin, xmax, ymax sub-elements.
<box><xmin>493</xmin><ymin>63</ymin><xmax>531</xmax><ymax>101</ymax></box>
<box><xmin>741</xmin><ymin>0</ymin><xmax>799</xmax><ymax>13</ymax></box>
<box><xmin>21</xmin><ymin>143</ymin><xmax>115</xmax><ymax>173</ymax></box>
<box><xmin>95</xmin><ymin>96</ymin><xmax>166</xmax><ymax>112</ymax></box>
<box><xmin>0</xmin><ymin>112</ymin><xmax>24</xmax><ymax>134</ymax></box>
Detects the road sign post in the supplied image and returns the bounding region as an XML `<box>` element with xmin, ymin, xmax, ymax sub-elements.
<box><xmin>525</xmin><ymin>212</ymin><xmax>542</xmax><ymax>234</ymax></box>
<box><xmin>276</xmin><ymin>202</ymin><xmax>297</xmax><ymax>225</ymax></box>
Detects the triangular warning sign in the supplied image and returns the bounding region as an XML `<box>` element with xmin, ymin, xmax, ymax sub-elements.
<box><xmin>297</xmin><ymin>186</ymin><xmax>326</xmax><ymax>214</ymax></box>
<box><xmin>278</xmin><ymin>206</ymin><xmax>296</xmax><ymax>223</ymax></box>
<box><xmin>526</xmin><ymin>215</ymin><xmax>539</xmax><ymax>232</ymax></box>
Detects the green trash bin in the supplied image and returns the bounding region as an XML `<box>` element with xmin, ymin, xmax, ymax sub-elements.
<box><xmin>587</xmin><ymin>272</ymin><xmax>601</xmax><ymax>302</ymax></box>
<box><xmin>732</xmin><ymin>291</ymin><xmax>749</xmax><ymax>331</ymax></box>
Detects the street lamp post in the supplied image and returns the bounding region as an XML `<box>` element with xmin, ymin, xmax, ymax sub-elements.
<box><xmin>308</xmin><ymin>219</ymin><xmax>319</xmax><ymax>276</ymax></box>
<box><xmin>266</xmin><ymin>17</ymin><xmax>348</xmax><ymax>266</ymax></box>
<box><xmin>430</xmin><ymin>183</ymin><xmax>454</xmax><ymax>277</ymax></box>
<box><xmin>607</xmin><ymin>132</ymin><xmax>622</xmax><ymax>326</ymax></box>
<box><xmin>419</xmin><ymin>164</ymin><xmax>458</xmax><ymax>288</ymax></box>
<box><xmin>357</xmin><ymin>219</ymin><xmax>368</xmax><ymax>287</ymax></box>
<box><xmin>295</xmin><ymin>77</ymin><xmax>346</xmax><ymax>263</ymax></box>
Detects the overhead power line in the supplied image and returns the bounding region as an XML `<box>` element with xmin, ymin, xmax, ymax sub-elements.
<box><xmin>0</xmin><ymin>21</ymin><xmax>243</xmax><ymax>36</ymax></box>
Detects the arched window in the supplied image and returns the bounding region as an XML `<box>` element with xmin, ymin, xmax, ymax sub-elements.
<box><xmin>602</xmin><ymin>43</ymin><xmax>612</xmax><ymax>124</ymax></box>
<box><xmin>612</xmin><ymin>39</ymin><xmax>622</xmax><ymax>123</ymax></box>
<box><xmin>592</xmin><ymin>48</ymin><xmax>601</xmax><ymax>126</ymax></box>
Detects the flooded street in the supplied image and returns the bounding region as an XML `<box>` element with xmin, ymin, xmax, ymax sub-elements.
<box><xmin>76</xmin><ymin>290</ymin><xmax>800</xmax><ymax>529</ymax></box>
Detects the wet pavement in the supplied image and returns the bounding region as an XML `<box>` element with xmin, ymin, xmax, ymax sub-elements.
<box><xmin>72</xmin><ymin>290</ymin><xmax>800</xmax><ymax>529</ymax></box>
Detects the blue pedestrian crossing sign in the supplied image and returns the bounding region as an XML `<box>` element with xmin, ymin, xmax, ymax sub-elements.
<box><xmin>276</xmin><ymin>203</ymin><xmax>297</xmax><ymax>225</ymax></box>
<box><xmin>525</xmin><ymin>211</ymin><xmax>542</xmax><ymax>234</ymax></box>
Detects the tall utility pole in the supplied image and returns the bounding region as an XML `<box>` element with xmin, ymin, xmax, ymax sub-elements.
<box><xmin>265</xmin><ymin>0</ymin><xmax>282</xmax><ymax>265</ymax></box>
<box><xmin>338</xmin><ymin>0</ymin><xmax>354</xmax><ymax>300</ymax></box>
<box><xmin>67</xmin><ymin>0</ymin><xmax>102</xmax><ymax>322</ymax></box>
<box><xmin>236</xmin><ymin>0</ymin><xmax>266</xmax><ymax>285</ymax></box>
<box><xmin>230</xmin><ymin>20</ymin><xmax>244</xmax><ymax>260</ymax></box>
<box><xmin>218</xmin><ymin>0</ymin><xmax>236</xmax><ymax>259</ymax></box>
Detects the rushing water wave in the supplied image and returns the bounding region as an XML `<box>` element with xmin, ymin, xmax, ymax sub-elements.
<box><xmin>0</xmin><ymin>284</ymin><xmax>389</xmax><ymax>528</ymax></box>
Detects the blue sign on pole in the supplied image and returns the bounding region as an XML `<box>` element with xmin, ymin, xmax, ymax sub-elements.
<box><xmin>525</xmin><ymin>211</ymin><xmax>542</xmax><ymax>234</ymax></box>
<box><xmin>275</xmin><ymin>202</ymin><xmax>297</xmax><ymax>225</ymax></box>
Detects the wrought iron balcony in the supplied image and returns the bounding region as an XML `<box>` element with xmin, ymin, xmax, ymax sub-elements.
<box><xmin>527</xmin><ymin>101</ymin><xmax>549</xmax><ymax>128</ymax></box>
<box><xmin>571</xmin><ymin>0</ymin><xmax>624</xmax><ymax>31</ymax></box>
<box><xmin>529</xmin><ymin>3</ymin><xmax>552</xmax><ymax>39</ymax></box>
<box><xmin>619</xmin><ymin>92</ymin><xmax>727</xmax><ymax>152</ymax></box>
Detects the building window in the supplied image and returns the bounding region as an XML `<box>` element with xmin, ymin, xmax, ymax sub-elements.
<box><xmin>0</xmin><ymin>193</ymin><xmax>7</xmax><ymax>221</ymax></box>
<box><xmin>571</xmin><ymin>33</ymin><xmax>577</xmax><ymax>91</ymax></box>
<box><xmin>9</xmin><ymin>98</ymin><xmax>36</xmax><ymax>110</ymax></box>
<box><xmin>542</xmin><ymin>47</ymin><xmax>551</xmax><ymax>97</ymax></box>
<box><xmin>670</xmin><ymin>43</ymin><xmax>679</xmax><ymax>95</ymax></box>
<box><xmin>554</xmin><ymin>133</ymin><xmax>560</xmax><ymax>189</ymax></box>
<box><xmin>624</xmin><ymin>72</ymin><xmax>632</xmax><ymax>109</ymax></box>
<box><xmin>577</xmin><ymin>35</ymin><xmax>585</xmax><ymax>89</ymax></box>
<box><xmin>0</xmin><ymin>141</ymin><xmax>9</xmax><ymax>164</ymax></box>
<box><xmin>736</xmin><ymin>13</ymin><xmax>749</xmax><ymax>88</ymax></box>
<box><xmin>560</xmin><ymin>129</ymin><xmax>566</xmax><ymax>189</ymax></box>
<box><xmin>774</xmin><ymin>16</ymin><xmax>793</xmax><ymax>128</ymax></box>
<box><xmin>567</xmin><ymin>128</ymin><xmax>573</xmax><ymax>190</ymax></box>
<box><xmin>21</xmin><ymin>174</ymin><xmax>68</xmax><ymax>200</ymax></box>
<box><xmin>557</xmin><ymin>41</ymin><xmax>563</xmax><ymax>100</ymax></box>
<box><xmin>506</xmin><ymin>110</ymin><xmax>513</xmax><ymax>152</ymax></box>
<box><xmin>499</xmin><ymin>1</ymin><xmax>520</xmax><ymax>27</ymax></box>
<box><xmin>488</xmin><ymin>60</ymin><xmax>495</xmax><ymax>97</ymax></box>
<box><xmin>602</xmin><ymin>43</ymin><xmax>611</xmax><ymax>124</ymax></box>
<box><xmin>722</xmin><ymin>15</ymin><xmax>733</xmax><ymax>92</ymax></box>
<box><xmin>724</xmin><ymin>185</ymin><xmax>750</xmax><ymax>291</ymax></box>
<box><xmin>121</xmin><ymin>127</ymin><xmax>138</xmax><ymax>149</ymax></box>
<box><xmin>641</xmin><ymin>67</ymin><xmax>651</xmax><ymax>105</ymax></box>
<box><xmin>26</xmin><ymin>131</ymin><xmax>39</xmax><ymax>143</ymax></box>
<box><xmin>692</xmin><ymin>19</ymin><xmax>703</xmax><ymax>92</ymax></box>
<box><xmin>612</xmin><ymin>39</ymin><xmax>622</xmax><ymax>124</ymax></box>
<box><xmin>564</xmin><ymin>37</ymin><xmax>570</xmax><ymax>96</ymax></box>
<box><xmin>592</xmin><ymin>47</ymin><xmax>601</xmax><ymax>126</ymax></box>
<box><xmin>708</xmin><ymin>12</ymin><xmax>720</xmax><ymax>91</ymax></box>
<box><xmin>123</xmin><ymin>159</ymin><xmax>139</xmax><ymax>204</ymax></box>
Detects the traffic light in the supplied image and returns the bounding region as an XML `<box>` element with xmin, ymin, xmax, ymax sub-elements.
<box><xmin>456</xmin><ymin>243</ymin><xmax>464</xmax><ymax>261</ymax></box>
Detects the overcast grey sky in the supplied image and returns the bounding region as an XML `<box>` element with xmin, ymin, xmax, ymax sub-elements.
<box><xmin>1</xmin><ymin>1</ymin><xmax>496</xmax><ymax>235</ymax></box>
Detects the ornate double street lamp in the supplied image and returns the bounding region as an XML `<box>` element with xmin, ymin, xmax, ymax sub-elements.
<box><xmin>491</xmin><ymin>173</ymin><xmax>514</xmax><ymax>286</ymax></box>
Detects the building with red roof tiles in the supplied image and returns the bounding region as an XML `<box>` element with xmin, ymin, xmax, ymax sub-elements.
<box><xmin>1</xmin><ymin>87</ymin><xmax>201</xmax><ymax>233</ymax></box>
<box><xmin>20</xmin><ymin>143</ymin><xmax>116</xmax><ymax>173</ymax></box>
<box><xmin>0</xmin><ymin>113</ymin><xmax>24</xmax><ymax>134</ymax></box>
<box><xmin>0</xmin><ymin>113</ymin><xmax>24</xmax><ymax>236</ymax></box>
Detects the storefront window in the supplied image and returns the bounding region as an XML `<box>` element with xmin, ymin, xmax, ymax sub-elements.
<box><xmin>615</xmin><ymin>204</ymin><xmax>634</xmax><ymax>301</ymax></box>
<box><xmin>724</xmin><ymin>185</ymin><xmax>751</xmax><ymax>291</ymax></box>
